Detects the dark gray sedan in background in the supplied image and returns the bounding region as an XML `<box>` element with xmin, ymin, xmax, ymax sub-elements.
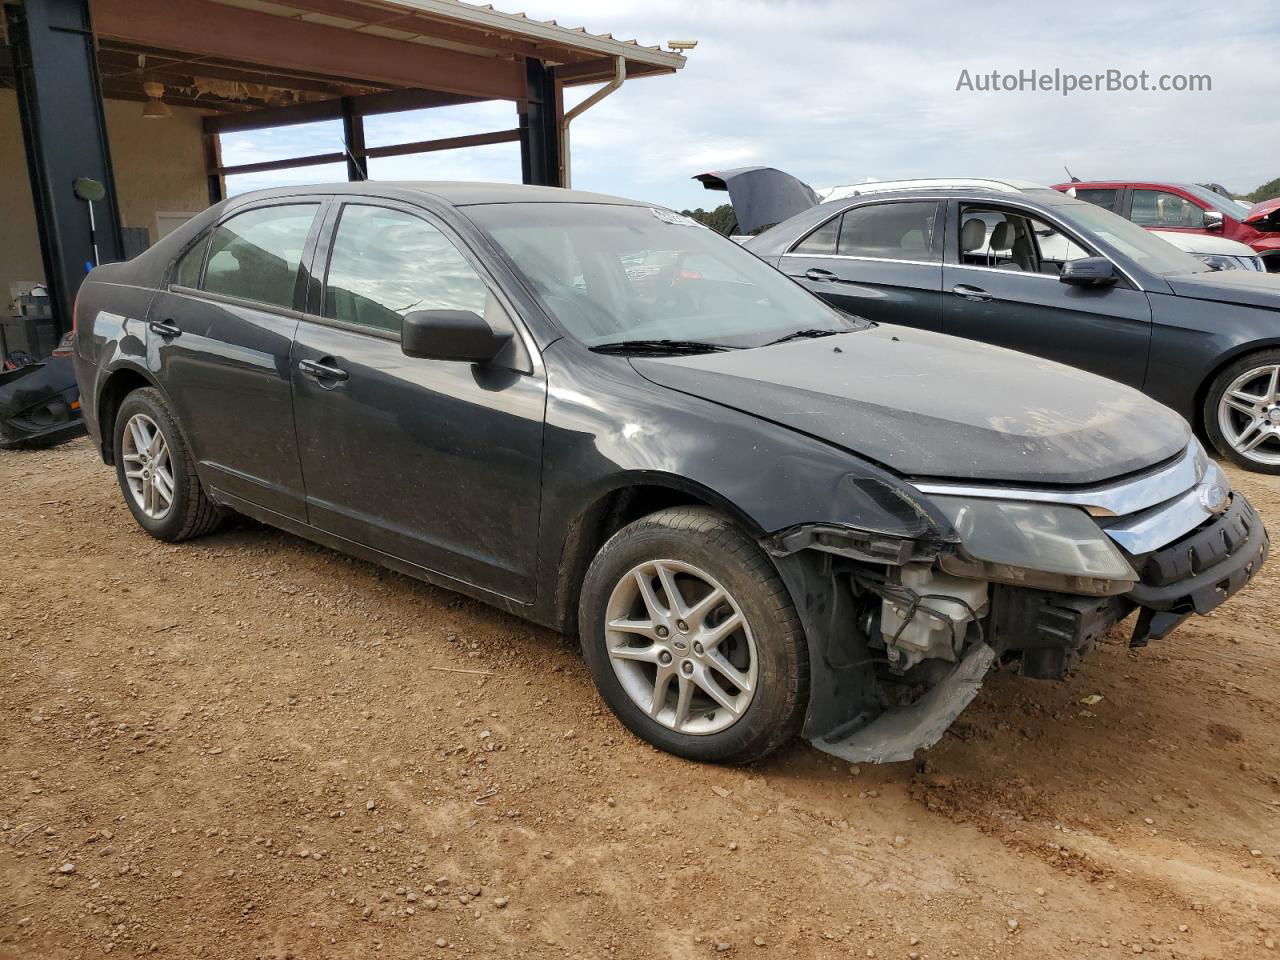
<box><xmin>72</xmin><ymin>183</ymin><xmax>1266</xmax><ymax>765</ymax></box>
<box><xmin>746</xmin><ymin>183</ymin><xmax>1280</xmax><ymax>473</ymax></box>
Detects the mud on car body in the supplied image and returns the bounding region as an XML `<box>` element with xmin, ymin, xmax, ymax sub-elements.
<box><xmin>71</xmin><ymin>182</ymin><xmax>1268</xmax><ymax>765</ymax></box>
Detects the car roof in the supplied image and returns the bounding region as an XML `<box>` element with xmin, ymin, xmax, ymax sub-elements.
<box><xmin>224</xmin><ymin>180</ymin><xmax>648</xmax><ymax>208</ymax></box>
<box><xmin>1053</xmin><ymin>180</ymin><xmax>1210</xmax><ymax>192</ymax></box>
<box><xmin>816</xmin><ymin>185</ymin><xmax>1072</xmax><ymax>205</ymax></box>
<box><xmin>824</xmin><ymin>177</ymin><xmax>1050</xmax><ymax>199</ymax></box>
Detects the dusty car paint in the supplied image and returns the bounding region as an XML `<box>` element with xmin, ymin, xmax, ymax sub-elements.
<box><xmin>71</xmin><ymin>182</ymin><xmax>1268</xmax><ymax>762</ymax></box>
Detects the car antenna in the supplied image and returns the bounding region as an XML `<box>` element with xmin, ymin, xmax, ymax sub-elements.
<box><xmin>1063</xmin><ymin>165</ymin><xmax>1081</xmax><ymax>183</ymax></box>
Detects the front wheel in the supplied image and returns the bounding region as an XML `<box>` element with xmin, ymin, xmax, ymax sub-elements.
<box><xmin>1205</xmin><ymin>350</ymin><xmax>1280</xmax><ymax>473</ymax></box>
<box><xmin>579</xmin><ymin>507</ymin><xmax>809</xmax><ymax>764</ymax></box>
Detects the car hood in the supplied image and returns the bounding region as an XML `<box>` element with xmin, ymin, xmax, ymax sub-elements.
<box><xmin>631</xmin><ymin>326</ymin><xmax>1190</xmax><ymax>485</ymax></box>
<box><xmin>1150</xmin><ymin>230</ymin><xmax>1257</xmax><ymax>256</ymax></box>
<box><xmin>1243</xmin><ymin>196</ymin><xmax>1280</xmax><ymax>225</ymax></box>
<box><xmin>1164</xmin><ymin>269</ymin><xmax>1280</xmax><ymax>310</ymax></box>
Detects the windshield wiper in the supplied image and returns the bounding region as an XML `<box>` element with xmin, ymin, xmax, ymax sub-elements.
<box><xmin>590</xmin><ymin>339</ymin><xmax>736</xmax><ymax>356</ymax></box>
<box><xmin>763</xmin><ymin>328</ymin><xmax>842</xmax><ymax>346</ymax></box>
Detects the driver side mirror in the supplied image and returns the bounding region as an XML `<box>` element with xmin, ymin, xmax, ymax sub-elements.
<box><xmin>1203</xmin><ymin>210</ymin><xmax>1225</xmax><ymax>232</ymax></box>
<box><xmin>1060</xmin><ymin>257</ymin><xmax>1119</xmax><ymax>288</ymax></box>
<box><xmin>401</xmin><ymin>309</ymin><xmax>512</xmax><ymax>363</ymax></box>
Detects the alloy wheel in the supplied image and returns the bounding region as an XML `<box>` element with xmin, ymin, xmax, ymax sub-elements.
<box><xmin>121</xmin><ymin>413</ymin><xmax>175</xmax><ymax>519</ymax></box>
<box><xmin>1218</xmin><ymin>364</ymin><xmax>1280</xmax><ymax>467</ymax></box>
<box><xmin>604</xmin><ymin>559</ymin><xmax>758</xmax><ymax>735</ymax></box>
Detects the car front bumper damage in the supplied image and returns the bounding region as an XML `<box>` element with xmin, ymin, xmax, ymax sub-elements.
<box><xmin>787</xmin><ymin>488</ymin><xmax>1267</xmax><ymax>765</ymax></box>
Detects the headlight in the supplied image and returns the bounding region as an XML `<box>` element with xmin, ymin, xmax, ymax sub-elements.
<box><xmin>929</xmin><ymin>496</ymin><xmax>1137</xmax><ymax>592</ymax></box>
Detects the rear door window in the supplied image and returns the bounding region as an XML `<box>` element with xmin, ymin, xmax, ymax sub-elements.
<box><xmin>792</xmin><ymin>217</ymin><xmax>840</xmax><ymax>255</ymax></box>
<box><xmin>201</xmin><ymin>204</ymin><xmax>320</xmax><ymax>310</ymax></box>
<box><xmin>1073</xmin><ymin>188</ymin><xmax>1120</xmax><ymax>212</ymax></box>
<box><xmin>836</xmin><ymin>201</ymin><xmax>940</xmax><ymax>261</ymax></box>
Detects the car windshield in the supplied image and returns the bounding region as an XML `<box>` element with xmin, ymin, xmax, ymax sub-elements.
<box><xmin>1053</xmin><ymin>202</ymin><xmax>1210</xmax><ymax>277</ymax></box>
<box><xmin>1179</xmin><ymin>184</ymin><xmax>1247</xmax><ymax>217</ymax></box>
<box><xmin>465</xmin><ymin>202</ymin><xmax>856</xmax><ymax>348</ymax></box>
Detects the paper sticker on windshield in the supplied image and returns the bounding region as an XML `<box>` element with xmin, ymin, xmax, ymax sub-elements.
<box><xmin>650</xmin><ymin>207</ymin><xmax>706</xmax><ymax>228</ymax></box>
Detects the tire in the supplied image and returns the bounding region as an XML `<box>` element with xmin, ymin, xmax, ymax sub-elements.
<box><xmin>112</xmin><ymin>387</ymin><xmax>224</xmax><ymax>541</ymax></box>
<box><xmin>578</xmin><ymin>507</ymin><xmax>809</xmax><ymax>764</ymax></box>
<box><xmin>1204</xmin><ymin>349</ymin><xmax>1280</xmax><ymax>474</ymax></box>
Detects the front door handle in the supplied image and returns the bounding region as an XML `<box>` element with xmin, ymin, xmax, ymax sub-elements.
<box><xmin>804</xmin><ymin>267</ymin><xmax>839</xmax><ymax>282</ymax></box>
<box><xmin>298</xmin><ymin>358</ymin><xmax>349</xmax><ymax>382</ymax></box>
<box><xmin>148</xmin><ymin>319</ymin><xmax>182</xmax><ymax>338</ymax></box>
<box><xmin>950</xmin><ymin>284</ymin><xmax>992</xmax><ymax>302</ymax></box>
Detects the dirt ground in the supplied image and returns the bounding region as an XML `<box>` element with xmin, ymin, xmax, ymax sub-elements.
<box><xmin>2</xmin><ymin>437</ymin><xmax>1277</xmax><ymax>960</ymax></box>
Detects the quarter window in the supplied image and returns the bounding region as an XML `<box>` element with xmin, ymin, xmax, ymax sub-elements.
<box><xmin>201</xmin><ymin>204</ymin><xmax>319</xmax><ymax>309</ymax></box>
<box><xmin>324</xmin><ymin>205</ymin><xmax>489</xmax><ymax>333</ymax></box>
<box><xmin>1130</xmin><ymin>190</ymin><xmax>1205</xmax><ymax>229</ymax></box>
<box><xmin>173</xmin><ymin>236</ymin><xmax>207</xmax><ymax>289</ymax></box>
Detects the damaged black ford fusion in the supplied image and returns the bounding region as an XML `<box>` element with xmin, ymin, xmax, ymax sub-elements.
<box><xmin>72</xmin><ymin>184</ymin><xmax>1267</xmax><ymax>766</ymax></box>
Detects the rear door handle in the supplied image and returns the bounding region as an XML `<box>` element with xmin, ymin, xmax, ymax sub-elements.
<box><xmin>298</xmin><ymin>358</ymin><xmax>349</xmax><ymax>382</ymax></box>
<box><xmin>804</xmin><ymin>267</ymin><xmax>839</xmax><ymax>282</ymax></box>
<box><xmin>951</xmin><ymin>284</ymin><xmax>992</xmax><ymax>302</ymax></box>
<box><xmin>148</xmin><ymin>319</ymin><xmax>182</xmax><ymax>338</ymax></box>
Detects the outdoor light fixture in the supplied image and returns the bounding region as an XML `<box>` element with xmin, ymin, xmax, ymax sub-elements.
<box><xmin>142</xmin><ymin>81</ymin><xmax>171</xmax><ymax>119</ymax></box>
<box><xmin>667</xmin><ymin>39</ymin><xmax>697</xmax><ymax>51</ymax></box>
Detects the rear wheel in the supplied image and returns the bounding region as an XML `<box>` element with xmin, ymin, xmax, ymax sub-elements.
<box><xmin>579</xmin><ymin>507</ymin><xmax>809</xmax><ymax>764</ymax></box>
<box><xmin>113</xmin><ymin>387</ymin><xmax>224</xmax><ymax>541</ymax></box>
<box><xmin>1205</xmin><ymin>350</ymin><xmax>1280</xmax><ymax>473</ymax></box>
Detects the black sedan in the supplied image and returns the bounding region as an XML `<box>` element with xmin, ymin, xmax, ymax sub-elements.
<box><xmin>746</xmin><ymin>185</ymin><xmax>1280</xmax><ymax>473</ymax></box>
<box><xmin>73</xmin><ymin>183</ymin><xmax>1266</xmax><ymax>765</ymax></box>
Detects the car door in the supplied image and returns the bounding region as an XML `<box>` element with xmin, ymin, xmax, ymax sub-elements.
<box><xmin>290</xmin><ymin>199</ymin><xmax>545</xmax><ymax>601</ymax></box>
<box><xmin>780</xmin><ymin>199</ymin><xmax>945</xmax><ymax>331</ymax></box>
<box><xmin>148</xmin><ymin>200</ymin><xmax>323</xmax><ymax>520</ymax></box>
<box><xmin>942</xmin><ymin>199</ymin><xmax>1152</xmax><ymax>390</ymax></box>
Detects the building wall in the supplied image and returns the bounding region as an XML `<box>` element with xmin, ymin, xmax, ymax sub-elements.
<box><xmin>0</xmin><ymin>89</ymin><xmax>47</xmax><ymax>312</ymax></box>
<box><xmin>0</xmin><ymin>90</ymin><xmax>209</xmax><ymax>314</ymax></box>
<box><xmin>104</xmin><ymin>98</ymin><xmax>210</xmax><ymax>241</ymax></box>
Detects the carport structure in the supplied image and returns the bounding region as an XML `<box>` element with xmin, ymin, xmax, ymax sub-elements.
<box><xmin>0</xmin><ymin>0</ymin><xmax>686</xmax><ymax>340</ymax></box>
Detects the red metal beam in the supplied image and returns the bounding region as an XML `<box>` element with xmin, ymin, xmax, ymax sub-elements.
<box><xmin>202</xmin><ymin>88</ymin><xmax>486</xmax><ymax>135</ymax></box>
<box><xmin>214</xmin><ymin>128</ymin><xmax>521</xmax><ymax>176</ymax></box>
<box><xmin>89</xmin><ymin>0</ymin><xmax>525</xmax><ymax>102</ymax></box>
<box><xmin>362</xmin><ymin>128</ymin><xmax>520</xmax><ymax>160</ymax></box>
<box><xmin>218</xmin><ymin>150</ymin><xmax>348</xmax><ymax>177</ymax></box>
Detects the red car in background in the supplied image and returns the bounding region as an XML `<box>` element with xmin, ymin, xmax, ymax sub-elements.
<box><xmin>1052</xmin><ymin>180</ymin><xmax>1280</xmax><ymax>273</ymax></box>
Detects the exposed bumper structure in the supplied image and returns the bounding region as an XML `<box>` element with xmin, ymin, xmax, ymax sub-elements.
<box><xmin>0</xmin><ymin>358</ymin><xmax>85</xmax><ymax>449</ymax></box>
<box><xmin>795</xmin><ymin>443</ymin><xmax>1268</xmax><ymax>765</ymax></box>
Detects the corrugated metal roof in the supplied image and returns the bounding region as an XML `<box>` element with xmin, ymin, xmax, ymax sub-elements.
<box><xmin>209</xmin><ymin>0</ymin><xmax>687</xmax><ymax>75</ymax></box>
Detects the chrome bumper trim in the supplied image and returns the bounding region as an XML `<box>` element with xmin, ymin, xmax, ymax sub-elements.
<box><xmin>913</xmin><ymin>442</ymin><xmax>1205</xmax><ymax>519</ymax></box>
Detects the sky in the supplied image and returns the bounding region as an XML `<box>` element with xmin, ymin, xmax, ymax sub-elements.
<box><xmin>221</xmin><ymin>0</ymin><xmax>1280</xmax><ymax>211</ymax></box>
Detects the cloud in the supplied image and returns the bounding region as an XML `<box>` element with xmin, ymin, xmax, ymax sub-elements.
<box><xmin>222</xmin><ymin>0</ymin><xmax>1280</xmax><ymax>208</ymax></box>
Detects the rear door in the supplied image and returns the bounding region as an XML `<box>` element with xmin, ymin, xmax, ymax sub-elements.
<box><xmin>780</xmin><ymin>199</ymin><xmax>945</xmax><ymax>331</ymax></box>
<box><xmin>148</xmin><ymin>201</ymin><xmax>323</xmax><ymax>519</ymax></box>
<box><xmin>290</xmin><ymin>200</ymin><xmax>546</xmax><ymax>600</ymax></box>
<box><xmin>941</xmin><ymin>199</ymin><xmax>1152</xmax><ymax>389</ymax></box>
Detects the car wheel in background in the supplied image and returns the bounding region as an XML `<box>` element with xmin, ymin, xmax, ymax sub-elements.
<box><xmin>1205</xmin><ymin>349</ymin><xmax>1280</xmax><ymax>474</ymax></box>
<box><xmin>579</xmin><ymin>507</ymin><xmax>809</xmax><ymax>764</ymax></box>
<box><xmin>113</xmin><ymin>387</ymin><xmax>225</xmax><ymax>541</ymax></box>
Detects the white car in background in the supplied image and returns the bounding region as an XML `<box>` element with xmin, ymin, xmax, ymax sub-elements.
<box><xmin>1150</xmin><ymin>230</ymin><xmax>1267</xmax><ymax>273</ymax></box>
